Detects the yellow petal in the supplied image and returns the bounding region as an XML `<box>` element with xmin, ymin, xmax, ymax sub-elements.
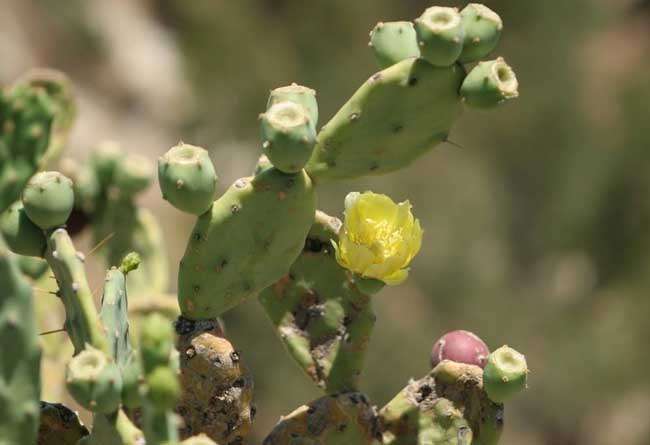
<box><xmin>382</xmin><ymin>268</ymin><xmax>409</xmax><ymax>285</ymax></box>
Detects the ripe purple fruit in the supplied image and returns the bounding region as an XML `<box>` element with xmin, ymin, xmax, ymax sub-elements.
<box><xmin>430</xmin><ymin>330</ymin><xmax>490</xmax><ymax>368</ymax></box>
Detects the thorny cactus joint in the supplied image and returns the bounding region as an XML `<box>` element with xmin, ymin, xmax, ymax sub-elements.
<box><xmin>0</xmin><ymin>4</ymin><xmax>526</xmax><ymax>445</ymax></box>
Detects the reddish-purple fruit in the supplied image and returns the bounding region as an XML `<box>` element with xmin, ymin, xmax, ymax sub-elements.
<box><xmin>430</xmin><ymin>330</ymin><xmax>490</xmax><ymax>369</ymax></box>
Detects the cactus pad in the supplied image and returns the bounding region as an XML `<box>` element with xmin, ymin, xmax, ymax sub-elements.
<box><xmin>178</xmin><ymin>167</ymin><xmax>316</xmax><ymax>319</ymax></box>
<box><xmin>305</xmin><ymin>58</ymin><xmax>464</xmax><ymax>180</ymax></box>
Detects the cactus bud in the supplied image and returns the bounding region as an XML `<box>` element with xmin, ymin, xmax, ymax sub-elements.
<box><xmin>65</xmin><ymin>346</ymin><xmax>123</xmax><ymax>414</ymax></box>
<box><xmin>458</xmin><ymin>4</ymin><xmax>503</xmax><ymax>63</ymax></box>
<box><xmin>91</xmin><ymin>141</ymin><xmax>123</xmax><ymax>186</ymax></box>
<box><xmin>430</xmin><ymin>330</ymin><xmax>490</xmax><ymax>368</ymax></box>
<box><xmin>113</xmin><ymin>154</ymin><xmax>153</xmax><ymax>197</ymax></box>
<box><xmin>119</xmin><ymin>251</ymin><xmax>141</xmax><ymax>275</ymax></box>
<box><xmin>369</xmin><ymin>21</ymin><xmax>421</xmax><ymax>69</ymax></box>
<box><xmin>145</xmin><ymin>366</ymin><xmax>180</xmax><ymax>410</ymax></box>
<box><xmin>267</xmin><ymin>83</ymin><xmax>319</xmax><ymax>129</ymax></box>
<box><xmin>22</xmin><ymin>171</ymin><xmax>74</xmax><ymax>230</ymax></box>
<box><xmin>414</xmin><ymin>7</ymin><xmax>465</xmax><ymax>67</ymax></box>
<box><xmin>260</xmin><ymin>101</ymin><xmax>317</xmax><ymax>173</ymax></box>
<box><xmin>460</xmin><ymin>58</ymin><xmax>519</xmax><ymax>108</ymax></box>
<box><xmin>0</xmin><ymin>201</ymin><xmax>47</xmax><ymax>257</ymax></box>
<box><xmin>158</xmin><ymin>143</ymin><xmax>218</xmax><ymax>215</ymax></box>
<box><xmin>482</xmin><ymin>345</ymin><xmax>528</xmax><ymax>403</ymax></box>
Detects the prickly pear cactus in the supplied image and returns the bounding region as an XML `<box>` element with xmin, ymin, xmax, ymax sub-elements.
<box><xmin>0</xmin><ymin>235</ymin><xmax>41</xmax><ymax>445</ymax></box>
<box><xmin>0</xmin><ymin>4</ymin><xmax>530</xmax><ymax>445</ymax></box>
<box><xmin>306</xmin><ymin>3</ymin><xmax>517</xmax><ymax>181</ymax></box>
<box><xmin>259</xmin><ymin>211</ymin><xmax>376</xmax><ymax>393</ymax></box>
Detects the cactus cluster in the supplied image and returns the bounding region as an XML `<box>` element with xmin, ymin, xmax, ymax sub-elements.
<box><xmin>0</xmin><ymin>3</ymin><xmax>529</xmax><ymax>445</ymax></box>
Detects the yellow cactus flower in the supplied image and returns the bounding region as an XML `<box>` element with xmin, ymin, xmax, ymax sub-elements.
<box><xmin>333</xmin><ymin>191</ymin><xmax>423</xmax><ymax>285</ymax></box>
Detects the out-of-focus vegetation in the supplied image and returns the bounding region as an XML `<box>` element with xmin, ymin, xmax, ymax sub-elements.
<box><xmin>3</xmin><ymin>0</ymin><xmax>650</xmax><ymax>443</ymax></box>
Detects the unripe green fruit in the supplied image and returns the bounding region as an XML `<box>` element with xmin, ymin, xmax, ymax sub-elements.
<box><xmin>158</xmin><ymin>143</ymin><xmax>218</xmax><ymax>215</ymax></box>
<box><xmin>414</xmin><ymin>6</ymin><xmax>465</xmax><ymax>67</ymax></box>
<box><xmin>139</xmin><ymin>313</ymin><xmax>174</xmax><ymax>373</ymax></box>
<box><xmin>460</xmin><ymin>58</ymin><xmax>519</xmax><ymax>108</ymax></box>
<box><xmin>22</xmin><ymin>171</ymin><xmax>74</xmax><ymax>229</ymax></box>
<box><xmin>120</xmin><ymin>354</ymin><xmax>143</xmax><ymax>409</ymax></box>
<box><xmin>15</xmin><ymin>255</ymin><xmax>49</xmax><ymax>280</ymax></box>
<box><xmin>369</xmin><ymin>21</ymin><xmax>421</xmax><ymax>69</ymax></box>
<box><xmin>260</xmin><ymin>101</ymin><xmax>317</xmax><ymax>173</ymax></box>
<box><xmin>146</xmin><ymin>366</ymin><xmax>180</xmax><ymax>410</ymax></box>
<box><xmin>267</xmin><ymin>83</ymin><xmax>319</xmax><ymax>129</ymax></box>
<box><xmin>458</xmin><ymin>3</ymin><xmax>503</xmax><ymax>63</ymax></box>
<box><xmin>91</xmin><ymin>141</ymin><xmax>123</xmax><ymax>186</ymax></box>
<box><xmin>114</xmin><ymin>154</ymin><xmax>153</xmax><ymax>197</ymax></box>
<box><xmin>0</xmin><ymin>202</ymin><xmax>46</xmax><ymax>256</ymax></box>
<box><xmin>65</xmin><ymin>346</ymin><xmax>123</xmax><ymax>414</ymax></box>
<box><xmin>483</xmin><ymin>345</ymin><xmax>528</xmax><ymax>403</ymax></box>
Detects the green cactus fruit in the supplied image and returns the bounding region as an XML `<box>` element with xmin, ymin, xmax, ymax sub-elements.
<box><xmin>458</xmin><ymin>4</ymin><xmax>503</xmax><ymax>63</ymax></box>
<box><xmin>38</xmin><ymin>401</ymin><xmax>89</xmax><ymax>445</ymax></box>
<box><xmin>113</xmin><ymin>154</ymin><xmax>153</xmax><ymax>198</ymax></box>
<box><xmin>15</xmin><ymin>254</ymin><xmax>49</xmax><ymax>280</ymax></box>
<box><xmin>14</xmin><ymin>69</ymin><xmax>77</xmax><ymax>164</ymax></box>
<box><xmin>259</xmin><ymin>211</ymin><xmax>376</xmax><ymax>393</ymax></box>
<box><xmin>176</xmin><ymin>318</ymin><xmax>254</xmax><ymax>443</ymax></box>
<box><xmin>482</xmin><ymin>346</ymin><xmax>528</xmax><ymax>404</ymax></box>
<box><xmin>120</xmin><ymin>352</ymin><xmax>144</xmax><ymax>409</ymax></box>
<box><xmin>91</xmin><ymin>141</ymin><xmax>123</xmax><ymax>187</ymax></box>
<box><xmin>267</xmin><ymin>83</ymin><xmax>319</xmax><ymax>128</ymax></box>
<box><xmin>0</xmin><ymin>83</ymin><xmax>56</xmax><ymax>213</ymax></box>
<box><xmin>260</xmin><ymin>101</ymin><xmax>317</xmax><ymax>173</ymax></box>
<box><xmin>65</xmin><ymin>346</ymin><xmax>123</xmax><ymax>414</ymax></box>
<box><xmin>0</xmin><ymin>201</ymin><xmax>46</xmax><ymax>256</ymax></box>
<box><xmin>146</xmin><ymin>366</ymin><xmax>180</xmax><ymax>410</ymax></box>
<box><xmin>22</xmin><ymin>171</ymin><xmax>74</xmax><ymax>230</ymax></box>
<box><xmin>158</xmin><ymin>142</ymin><xmax>218</xmax><ymax>215</ymax></box>
<box><xmin>0</xmin><ymin>235</ymin><xmax>41</xmax><ymax>444</ymax></box>
<box><xmin>263</xmin><ymin>392</ymin><xmax>379</xmax><ymax>444</ymax></box>
<box><xmin>181</xmin><ymin>434</ymin><xmax>218</xmax><ymax>445</ymax></box>
<box><xmin>369</xmin><ymin>21</ymin><xmax>421</xmax><ymax>69</ymax></box>
<box><xmin>380</xmin><ymin>361</ymin><xmax>504</xmax><ymax>445</ymax></box>
<box><xmin>46</xmin><ymin>228</ymin><xmax>109</xmax><ymax>354</ymax></box>
<box><xmin>460</xmin><ymin>58</ymin><xmax>518</xmax><ymax>109</ymax></box>
<box><xmin>305</xmin><ymin>58</ymin><xmax>464</xmax><ymax>181</ymax></box>
<box><xmin>178</xmin><ymin>167</ymin><xmax>316</xmax><ymax>319</ymax></box>
<box><xmin>140</xmin><ymin>313</ymin><xmax>175</xmax><ymax>373</ymax></box>
<box><xmin>414</xmin><ymin>7</ymin><xmax>465</xmax><ymax>67</ymax></box>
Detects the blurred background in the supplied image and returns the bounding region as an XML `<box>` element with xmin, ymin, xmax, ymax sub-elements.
<box><xmin>3</xmin><ymin>0</ymin><xmax>650</xmax><ymax>443</ymax></box>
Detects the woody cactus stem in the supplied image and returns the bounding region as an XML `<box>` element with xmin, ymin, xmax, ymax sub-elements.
<box><xmin>379</xmin><ymin>360</ymin><xmax>504</xmax><ymax>445</ymax></box>
<box><xmin>259</xmin><ymin>211</ymin><xmax>376</xmax><ymax>393</ymax></box>
<box><xmin>175</xmin><ymin>317</ymin><xmax>254</xmax><ymax>443</ymax></box>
